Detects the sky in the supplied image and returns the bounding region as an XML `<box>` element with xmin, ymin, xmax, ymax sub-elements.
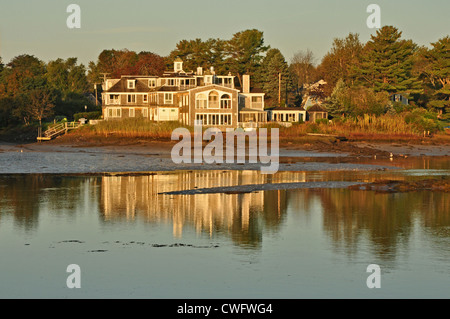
<box><xmin>0</xmin><ymin>0</ymin><xmax>449</xmax><ymax>67</ymax></box>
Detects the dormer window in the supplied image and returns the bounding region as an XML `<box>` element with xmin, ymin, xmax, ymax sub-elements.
<box><xmin>148</xmin><ymin>79</ymin><xmax>156</xmax><ymax>88</ymax></box>
<box><xmin>204</xmin><ymin>75</ymin><xmax>212</xmax><ymax>85</ymax></box>
<box><xmin>127</xmin><ymin>80</ymin><xmax>135</xmax><ymax>89</ymax></box>
<box><xmin>174</xmin><ymin>58</ymin><xmax>183</xmax><ymax>72</ymax></box>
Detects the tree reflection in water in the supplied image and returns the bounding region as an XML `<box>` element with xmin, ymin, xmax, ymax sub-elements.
<box><xmin>1</xmin><ymin>171</ymin><xmax>448</xmax><ymax>258</ymax></box>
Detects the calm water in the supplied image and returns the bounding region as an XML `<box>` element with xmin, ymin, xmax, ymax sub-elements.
<box><xmin>0</xmin><ymin>168</ymin><xmax>449</xmax><ymax>298</ymax></box>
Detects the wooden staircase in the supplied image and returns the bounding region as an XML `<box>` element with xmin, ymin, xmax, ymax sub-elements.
<box><xmin>37</xmin><ymin>121</ymin><xmax>82</xmax><ymax>141</ymax></box>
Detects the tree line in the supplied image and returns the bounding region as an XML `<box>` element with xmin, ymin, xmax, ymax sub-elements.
<box><xmin>0</xmin><ymin>26</ymin><xmax>449</xmax><ymax>130</ymax></box>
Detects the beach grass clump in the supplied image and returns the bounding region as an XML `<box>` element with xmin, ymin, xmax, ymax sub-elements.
<box><xmin>75</xmin><ymin>118</ymin><xmax>192</xmax><ymax>139</ymax></box>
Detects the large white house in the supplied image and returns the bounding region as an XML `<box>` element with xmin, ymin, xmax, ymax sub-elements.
<box><xmin>101</xmin><ymin>58</ymin><xmax>266</xmax><ymax>129</ymax></box>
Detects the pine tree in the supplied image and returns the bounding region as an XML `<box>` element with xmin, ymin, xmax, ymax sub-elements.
<box><xmin>225</xmin><ymin>29</ymin><xmax>269</xmax><ymax>88</ymax></box>
<box><xmin>356</xmin><ymin>26</ymin><xmax>422</xmax><ymax>97</ymax></box>
<box><xmin>426</xmin><ymin>37</ymin><xmax>450</xmax><ymax>119</ymax></box>
<box><xmin>259</xmin><ymin>49</ymin><xmax>293</xmax><ymax>107</ymax></box>
<box><xmin>325</xmin><ymin>79</ymin><xmax>351</xmax><ymax>117</ymax></box>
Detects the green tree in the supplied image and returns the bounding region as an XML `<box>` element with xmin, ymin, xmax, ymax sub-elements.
<box><xmin>168</xmin><ymin>39</ymin><xmax>215</xmax><ymax>72</ymax></box>
<box><xmin>259</xmin><ymin>49</ymin><xmax>293</xmax><ymax>106</ymax></box>
<box><xmin>1</xmin><ymin>55</ymin><xmax>47</xmax><ymax>98</ymax></box>
<box><xmin>0</xmin><ymin>97</ymin><xmax>19</xmax><ymax>127</ymax></box>
<box><xmin>225</xmin><ymin>29</ymin><xmax>269</xmax><ymax>87</ymax></box>
<box><xmin>424</xmin><ymin>37</ymin><xmax>450</xmax><ymax>120</ymax></box>
<box><xmin>325</xmin><ymin>79</ymin><xmax>353</xmax><ymax>117</ymax></box>
<box><xmin>47</xmin><ymin>58</ymin><xmax>89</xmax><ymax>96</ymax></box>
<box><xmin>356</xmin><ymin>26</ymin><xmax>422</xmax><ymax>97</ymax></box>
<box><xmin>325</xmin><ymin>79</ymin><xmax>391</xmax><ymax>118</ymax></box>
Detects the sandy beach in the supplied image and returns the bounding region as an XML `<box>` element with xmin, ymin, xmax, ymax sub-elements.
<box><xmin>0</xmin><ymin>139</ymin><xmax>448</xmax><ymax>174</ymax></box>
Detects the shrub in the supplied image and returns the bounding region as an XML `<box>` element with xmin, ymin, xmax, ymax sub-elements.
<box><xmin>73</xmin><ymin>111</ymin><xmax>102</xmax><ymax>122</ymax></box>
<box><xmin>404</xmin><ymin>109</ymin><xmax>442</xmax><ymax>133</ymax></box>
<box><xmin>306</xmin><ymin>123</ymin><xmax>321</xmax><ymax>133</ymax></box>
<box><xmin>315</xmin><ymin>118</ymin><xmax>328</xmax><ymax>125</ymax></box>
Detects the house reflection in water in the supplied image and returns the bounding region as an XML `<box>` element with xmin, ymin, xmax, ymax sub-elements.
<box><xmin>99</xmin><ymin>171</ymin><xmax>295</xmax><ymax>247</ymax></box>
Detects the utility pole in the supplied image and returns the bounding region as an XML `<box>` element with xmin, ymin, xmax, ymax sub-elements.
<box><xmin>278</xmin><ymin>73</ymin><xmax>282</xmax><ymax>106</ymax></box>
<box><xmin>100</xmin><ymin>73</ymin><xmax>110</xmax><ymax>85</ymax></box>
<box><xmin>94</xmin><ymin>83</ymin><xmax>100</xmax><ymax>106</ymax></box>
<box><xmin>286</xmin><ymin>81</ymin><xmax>288</xmax><ymax>107</ymax></box>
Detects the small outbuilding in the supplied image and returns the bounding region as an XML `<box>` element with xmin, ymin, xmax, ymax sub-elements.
<box><xmin>390</xmin><ymin>94</ymin><xmax>409</xmax><ymax>106</ymax></box>
<box><xmin>268</xmin><ymin>107</ymin><xmax>307</xmax><ymax>123</ymax></box>
<box><xmin>306</xmin><ymin>104</ymin><xmax>328</xmax><ymax>122</ymax></box>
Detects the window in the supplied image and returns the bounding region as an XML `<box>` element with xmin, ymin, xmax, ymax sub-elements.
<box><xmin>196</xmin><ymin>94</ymin><xmax>207</xmax><ymax>109</ymax></box>
<box><xmin>208</xmin><ymin>91</ymin><xmax>219</xmax><ymax>108</ymax></box>
<box><xmin>109</xmin><ymin>94</ymin><xmax>120</xmax><ymax>105</ymax></box>
<box><xmin>127</xmin><ymin>80</ymin><xmax>135</xmax><ymax>89</ymax></box>
<box><xmin>164</xmin><ymin>93</ymin><xmax>173</xmax><ymax>104</ymax></box>
<box><xmin>108</xmin><ymin>108</ymin><xmax>122</xmax><ymax>118</ymax></box>
<box><xmin>148</xmin><ymin>79</ymin><xmax>156</xmax><ymax>88</ymax></box>
<box><xmin>167</xmin><ymin>79</ymin><xmax>175</xmax><ymax>86</ymax></box>
<box><xmin>220</xmin><ymin>94</ymin><xmax>231</xmax><ymax>109</ymax></box>
<box><xmin>195</xmin><ymin>113</ymin><xmax>232</xmax><ymax>126</ymax></box>
<box><xmin>129</xmin><ymin>108</ymin><xmax>135</xmax><ymax>117</ymax></box>
<box><xmin>142</xmin><ymin>108</ymin><xmax>148</xmax><ymax>118</ymax></box>
<box><xmin>127</xmin><ymin>94</ymin><xmax>136</xmax><ymax>103</ymax></box>
<box><xmin>251</xmin><ymin>96</ymin><xmax>263</xmax><ymax>108</ymax></box>
<box><xmin>143</xmin><ymin>94</ymin><xmax>148</xmax><ymax>103</ymax></box>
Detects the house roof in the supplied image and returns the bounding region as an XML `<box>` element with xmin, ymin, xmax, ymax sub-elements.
<box><xmin>187</xmin><ymin>84</ymin><xmax>240</xmax><ymax>93</ymax></box>
<box><xmin>107</xmin><ymin>78</ymin><xmax>152</xmax><ymax>93</ymax></box>
<box><xmin>307</xmin><ymin>104</ymin><xmax>327</xmax><ymax>112</ymax></box>
<box><xmin>161</xmin><ymin>72</ymin><xmax>195</xmax><ymax>78</ymax></box>
<box><xmin>250</xmin><ymin>87</ymin><xmax>264</xmax><ymax>94</ymax></box>
<box><xmin>239</xmin><ymin>108</ymin><xmax>267</xmax><ymax>113</ymax></box>
<box><xmin>156</xmin><ymin>86</ymin><xmax>185</xmax><ymax>92</ymax></box>
<box><xmin>270</xmin><ymin>107</ymin><xmax>305</xmax><ymax>112</ymax></box>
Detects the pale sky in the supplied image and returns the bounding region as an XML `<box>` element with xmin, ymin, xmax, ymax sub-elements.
<box><xmin>0</xmin><ymin>0</ymin><xmax>449</xmax><ymax>66</ymax></box>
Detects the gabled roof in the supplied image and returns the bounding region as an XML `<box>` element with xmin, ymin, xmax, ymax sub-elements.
<box><xmin>187</xmin><ymin>84</ymin><xmax>240</xmax><ymax>93</ymax></box>
<box><xmin>307</xmin><ymin>104</ymin><xmax>327</xmax><ymax>112</ymax></box>
<box><xmin>107</xmin><ymin>78</ymin><xmax>152</xmax><ymax>93</ymax></box>
<box><xmin>270</xmin><ymin>107</ymin><xmax>305</xmax><ymax>111</ymax></box>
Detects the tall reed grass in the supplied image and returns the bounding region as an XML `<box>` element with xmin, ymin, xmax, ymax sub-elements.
<box><xmin>76</xmin><ymin>118</ymin><xmax>192</xmax><ymax>139</ymax></box>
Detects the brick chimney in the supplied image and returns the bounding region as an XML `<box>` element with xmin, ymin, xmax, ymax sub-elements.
<box><xmin>243</xmin><ymin>74</ymin><xmax>250</xmax><ymax>93</ymax></box>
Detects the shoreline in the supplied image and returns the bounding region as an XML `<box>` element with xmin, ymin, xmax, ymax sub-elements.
<box><xmin>1</xmin><ymin>138</ymin><xmax>449</xmax><ymax>175</ymax></box>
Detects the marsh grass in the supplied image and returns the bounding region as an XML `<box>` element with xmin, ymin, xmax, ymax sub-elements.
<box><xmin>264</xmin><ymin>114</ymin><xmax>448</xmax><ymax>143</ymax></box>
<box><xmin>75</xmin><ymin>118</ymin><xmax>192</xmax><ymax>139</ymax></box>
<box><xmin>68</xmin><ymin>116</ymin><xmax>449</xmax><ymax>144</ymax></box>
